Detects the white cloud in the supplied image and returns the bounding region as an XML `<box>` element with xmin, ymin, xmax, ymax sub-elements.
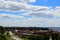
<box><xmin>22</xmin><ymin>6</ymin><xmax>60</xmax><ymax>19</ymax></box>
<box><xmin>0</xmin><ymin>0</ymin><xmax>60</xmax><ymax>27</ymax></box>
<box><xmin>0</xmin><ymin>13</ymin><xmax>24</xmax><ymax>20</ymax></box>
<box><xmin>0</xmin><ymin>17</ymin><xmax>60</xmax><ymax>27</ymax></box>
<box><xmin>28</xmin><ymin>0</ymin><xmax>36</xmax><ymax>3</ymax></box>
<box><xmin>4</xmin><ymin>0</ymin><xmax>36</xmax><ymax>3</ymax></box>
<box><xmin>0</xmin><ymin>0</ymin><xmax>50</xmax><ymax>12</ymax></box>
<box><xmin>0</xmin><ymin>0</ymin><xmax>60</xmax><ymax>19</ymax></box>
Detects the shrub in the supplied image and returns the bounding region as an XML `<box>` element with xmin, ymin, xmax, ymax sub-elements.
<box><xmin>22</xmin><ymin>35</ymin><xmax>49</xmax><ymax>40</ymax></box>
<box><xmin>52</xmin><ymin>33</ymin><xmax>58</xmax><ymax>40</ymax></box>
<box><xmin>0</xmin><ymin>34</ymin><xmax>6</xmax><ymax>40</ymax></box>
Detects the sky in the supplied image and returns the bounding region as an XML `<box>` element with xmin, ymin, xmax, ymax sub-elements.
<box><xmin>0</xmin><ymin>0</ymin><xmax>60</xmax><ymax>27</ymax></box>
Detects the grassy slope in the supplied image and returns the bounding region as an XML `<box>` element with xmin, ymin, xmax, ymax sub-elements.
<box><xmin>5</xmin><ymin>32</ymin><xmax>15</xmax><ymax>40</ymax></box>
<box><xmin>0</xmin><ymin>32</ymin><xmax>14</xmax><ymax>40</ymax></box>
<box><xmin>6</xmin><ymin>36</ymin><xmax>15</xmax><ymax>40</ymax></box>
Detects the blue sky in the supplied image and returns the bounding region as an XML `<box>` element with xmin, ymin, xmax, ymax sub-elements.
<box><xmin>29</xmin><ymin>0</ymin><xmax>60</xmax><ymax>8</ymax></box>
<box><xmin>0</xmin><ymin>0</ymin><xmax>60</xmax><ymax>27</ymax></box>
<box><xmin>35</xmin><ymin>0</ymin><xmax>59</xmax><ymax>6</ymax></box>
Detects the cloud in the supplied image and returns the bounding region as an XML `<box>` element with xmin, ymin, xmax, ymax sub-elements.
<box><xmin>0</xmin><ymin>0</ymin><xmax>60</xmax><ymax>19</ymax></box>
<box><xmin>22</xmin><ymin>6</ymin><xmax>60</xmax><ymax>19</ymax></box>
<box><xmin>28</xmin><ymin>13</ymin><xmax>54</xmax><ymax>18</ymax></box>
<box><xmin>5</xmin><ymin>0</ymin><xmax>36</xmax><ymax>3</ymax></box>
<box><xmin>0</xmin><ymin>0</ymin><xmax>50</xmax><ymax>12</ymax></box>
<box><xmin>0</xmin><ymin>0</ymin><xmax>60</xmax><ymax>27</ymax></box>
<box><xmin>0</xmin><ymin>17</ymin><xmax>60</xmax><ymax>27</ymax></box>
<box><xmin>0</xmin><ymin>0</ymin><xmax>36</xmax><ymax>11</ymax></box>
<box><xmin>0</xmin><ymin>13</ymin><xmax>24</xmax><ymax>20</ymax></box>
<box><xmin>28</xmin><ymin>0</ymin><xmax>36</xmax><ymax>3</ymax></box>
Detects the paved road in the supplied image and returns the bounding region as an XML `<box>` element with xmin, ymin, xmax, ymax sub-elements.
<box><xmin>9</xmin><ymin>31</ymin><xmax>22</xmax><ymax>40</ymax></box>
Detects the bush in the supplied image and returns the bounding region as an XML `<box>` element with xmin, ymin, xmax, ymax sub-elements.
<box><xmin>0</xmin><ymin>34</ymin><xmax>6</xmax><ymax>40</ymax></box>
<box><xmin>52</xmin><ymin>33</ymin><xmax>58</xmax><ymax>40</ymax></box>
<box><xmin>22</xmin><ymin>35</ymin><xmax>49</xmax><ymax>40</ymax></box>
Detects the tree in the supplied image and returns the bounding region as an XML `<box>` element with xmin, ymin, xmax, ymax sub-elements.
<box><xmin>0</xmin><ymin>26</ymin><xmax>6</xmax><ymax>34</ymax></box>
<box><xmin>52</xmin><ymin>33</ymin><xmax>58</xmax><ymax>40</ymax></box>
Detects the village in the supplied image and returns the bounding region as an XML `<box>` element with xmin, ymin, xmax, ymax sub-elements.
<box><xmin>0</xmin><ymin>26</ymin><xmax>60</xmax><ymax>40</ymax></box>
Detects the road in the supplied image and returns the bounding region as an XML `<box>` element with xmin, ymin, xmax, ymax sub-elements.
<box><xmin>9</xmin><ymin>31</ymin><xmax>22</xmax><ymax>40</ymax></box>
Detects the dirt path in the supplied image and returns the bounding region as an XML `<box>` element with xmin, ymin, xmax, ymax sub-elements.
<box><xmin>9</xmin><ymin>31</ymin><xmax>22</xmax><ymax>40</ymax></box>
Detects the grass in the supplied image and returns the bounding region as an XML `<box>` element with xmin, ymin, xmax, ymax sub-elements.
<box><xmin>22</xmin><ymin>38</ymin><xmax>29</xmax><ymax>40</ymax></box>
<box><xmin>4</xmin><ymin>32</ymin><xmax>14</xmax><ymax>40</ymax></box>
<box><xmin>6</xmin><ymin>36</ymin><xmax>15</xmax><ymax>40</ymax></box>
<box><xmin>4</xmin><ymin>31</ymin><xmax>15</xmax><ymax>40</ymax></box>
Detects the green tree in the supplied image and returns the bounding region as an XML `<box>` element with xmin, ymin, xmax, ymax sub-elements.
<box><xmin>52</xmin><ymin>33</ymin><xmax>58</xmax><ymax>40</ymax></box>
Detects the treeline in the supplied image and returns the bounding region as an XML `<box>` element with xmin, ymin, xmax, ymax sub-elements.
<box><xmin>4</xmin><ymin>27</ymin><xmax>49</xmax><ymax>31</ymax></box>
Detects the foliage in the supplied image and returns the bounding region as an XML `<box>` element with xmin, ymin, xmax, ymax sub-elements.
<box><xmin>0</xmin><ymin>34</ymin><xmax>6</xmax><ymax>40</ymax></box>
<box><xmin>52</xmin><ymin>33</ymin><xmax>58</xmax><ymax>40</ymax></box>
<box><xmin>21</xmin><ymin>35</ymin><xmax>49</xmax><ymax>40</ymax></box>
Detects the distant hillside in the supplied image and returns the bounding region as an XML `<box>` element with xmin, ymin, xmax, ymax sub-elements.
<box><xmin>4</xmin><ymin>27</ymin><xmax>49</xmax><ymax>31</ymax></box>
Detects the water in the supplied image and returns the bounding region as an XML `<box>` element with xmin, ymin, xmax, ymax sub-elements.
<box><xmin>47</xmin><ymin>27</ymin><xmax>60</xmax><ymax>32</ymax></box>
